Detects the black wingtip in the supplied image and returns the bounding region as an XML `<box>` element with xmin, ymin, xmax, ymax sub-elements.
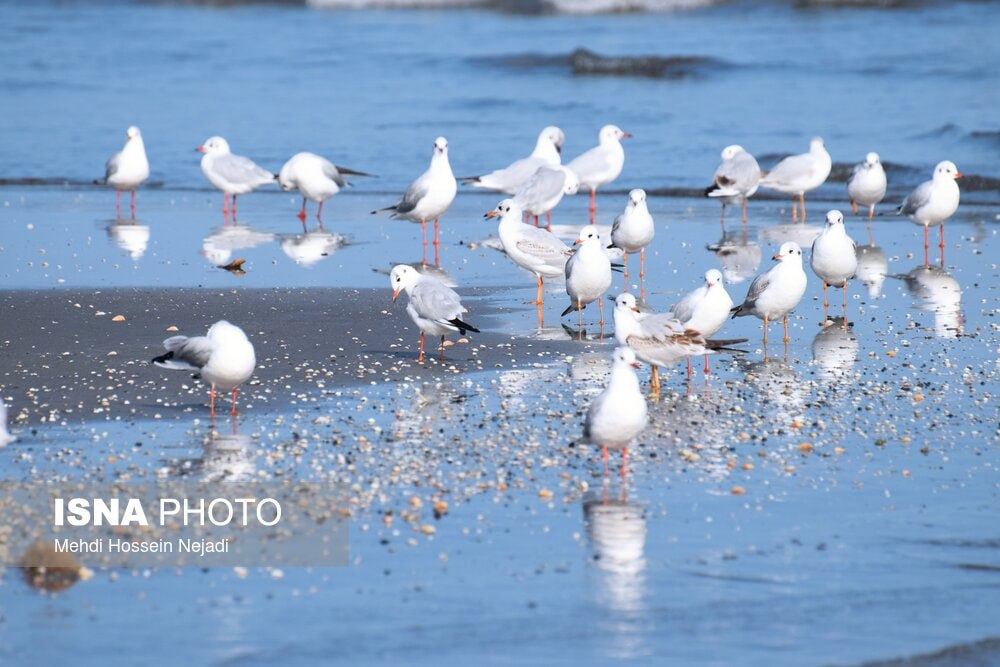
<box><xmin>729</xmin><ymin>305</ymin><xmax>742</xmax><ymax>319</ymax></box>
<box><xmin>448</xmin><ymin>318</ymin><xmax>480</xmax><ymax>335</ymax></box>
<box><xmin>151</xmin><ymin>350</ymin><xmax>174</xmax><ymax>365</ymax></box>
<box><xmin>703</xmin><ymin>185</ymin><xmax>716</xmax><ymax>198</ymax></box>
<box><xmin>561</xmin><ymin>303</ymin><xmax>585</xmax><ymax>317</ymax></box>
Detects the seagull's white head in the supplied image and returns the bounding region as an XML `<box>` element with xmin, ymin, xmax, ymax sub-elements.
<box><xmin>614</xmin><ymin>292</ymin><xmax>640</xmax><ymax>313</ymax></box>
<box><xmin>390</xmin><ymin>264</ymin><xmax>420</xmax><ymax>300</ymax></box>
<box><xmin>542</xmin><ymin>126</ymin><xmax>565</xmax><ymax>153</ymax></box>
<box><xmin>612</xmin><ymin>346</ymin><xmax>641</xmax><ymax>369</ymax></box>
<box><xmin>207</xmin><ymin>320</ymin><xmax>249</xmax><ymax>344</ymax></box>
<box><xmin>433</xmin><ymin>136</ymin><xmax>448</xmax><ymax>156</ymax></box>
<box><xmin>933</xmin><ymin>160</ymin><xmax>962</xmax><ymax>181</ymax></box>
<box><xmin>704</xmin><ymin>269</ymin><xmax>723</xmax><ymax>288</ymax></box>
<box><xmin>600</xmin><ymin>125</ymin><xmax>632</xmax><ymax>143</ymax></box>
<box><xmin>575</xmin><ymin>227</ymin><xmax>601</xmax><ymax>245</ymax></box>
<box><xmin>484</xmin><ymin>198</ymin><xmax>521</xmax><ymax>220</ymax></box>
<box><xmin>809</xmin><ymin>136</ymin><xmax>825</xmax><ymax>152</ymax></box>
<box><xmin>628</xmin><ymin>188</ymin><xmax>646</xmax><ymax>207</ymax></box>
<box><xmin>197</xmin><ymin>136</ymin><xmax>230</xmax><ymax>155</ymax></box>
<box><xmin>126</xmin><ymin>126</ymin><xmax>142</xmax><ymax>141</ymax></box>
<box><xmin>773</xmin><ymin>241</ymin><xmax>803</xmax><ymax>262</ymax></box>
<box><xmin>864</xmin><ymin>152</ymin><xmax>880</xmax><ymax>168</ymax></box>
<box><xmin>721</xmin><ymin>145</ymin><xmax>744</xmax><ymax>160</ymax></box>
<box><xmin>825</xmin><ymin>210</ymin><xmax>845</xmax><ymax>228</ymax></box>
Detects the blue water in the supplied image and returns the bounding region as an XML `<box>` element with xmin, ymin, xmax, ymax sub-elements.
<box><xmin>1</xmin><ymin>1</ymin><xmax>999</xmax><ymax>665</ymax></box>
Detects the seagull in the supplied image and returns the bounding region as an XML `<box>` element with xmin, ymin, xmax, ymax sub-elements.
<box><xmin>582</xmin><ymin>347</ymin><xmax>648</xmax><ymax>479</ymax></box>
<box><xmin>759</xmin><ymin>137</ymin><xmax>831</xmax><ymax>223</ymax></box>
<box><xmin>373</xmin><ymin>137</ymin><xmax>457</xmax><ymax>267</ymax></box>
<box><xmin>99</xmin><ymin>125</ymin><xmax>149</xmax><ymax>219</ymax></box>
<box><xmin>562</xmin><ymin>227</ymin><xmax>613</xmax><ymax>326</ymax></box>
<box><xmin>152</xmin><ymin>320</ymin><xmax>257</xmax><ymax>416</ymax></box>
<box><xmin>811</xmin><ymin>210</ymin><xmax>858</xmax><ymax>323</ymax></box>
<box><xmin>897</xmin><ymin>160</ymin><xmax>962</xmax><ymax>266</ymax></box>
<box><xmin>462</xmin><ymin>126</ymin><xmax>565</xmax><ymax>194</ymax></box>
<box><xmin>567</xmin><ymin>124</ymin><xmax>631</xmax><ymax>224</ymax></box>
<box><xmin>512</xmin><ymin>166</ymin><xmax>579</xmax><ymax>230</ymax></box>
<box><xmin>704</xmin><ymin>145</ymin><xmax>760</xmax><ymax>228</ymax></box>
<box><xmin>278</xmin><ymin>152</ymin><xmax>371</xmax><ymax>223</ymax></box>
<box><xmin>846</xmin><ymin>152</ymin><xmax>887</xmax><ymax>230</ymax></box>
<box><xmin>196</xmin><ymin>136</ymin><xmax>277</xmax><ymax>220</ymax></box>
<box><xmin>0</xmin><ymin>400</ymin><xmax>16</xmax><ymax>446</ymax></box>
<box><xmin>485</xmin><ymin>199</ymin><xmax>571</xmax><ymax>307</ymax></box>
<box><xmin>607</xmin><ymin>189</ymin><xmax>654</xmax><ymax>294</ymax></box>
<box><xmin>390</xmin><ymin>264</ymin><xmax>480</xmax><ymax>363</ymax></box>
<box><xmin>613</xmin><ymin>292</ymin><xmax>712</xmax><ymax>390</ymax></box>
<box><xmin>669</xmin><ymin>268</ymin><xmax>735</xmax><ymax>373</ymax></box>
<box><xmin>731</xmin><ymin>241</ymin><xmax>808</xmax><ymax>346</ymax></box>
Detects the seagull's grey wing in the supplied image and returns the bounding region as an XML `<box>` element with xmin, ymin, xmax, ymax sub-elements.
<box><xmin>899</xmin><ymin>180</ymin><xmax>933</xmax><ymax>215</ymax></box>
<box><xmin>320</xmin><ymin>157</ymin><xmax>347</xmax><ymax>187</ymax></box>
<box><xmin>742</xmin><ymin>272</ymin><xmax>770</xmax><ymax>307</ymax></box>
<box><xmin>214</xmin><ymin>153</ymin><xmax>275</xmax><ymax>186</ymax></box>
<box><xmin>763</xmin><ymin>153</ymin><xmax>813</xmax><ymax>186</ymax></box>
<box><xmin>567</xmin><ymin>146</ymin><xmax>611</xmax><ymax>178</ymax></box>
<box><xmin>155</xmin><ymin>335</ymin><xmax>214</xmax><ymax>371</ymax></box>
<box><xmin>728</xmin><ymin>152</ymin><xmax>761</xmax><ymax>190</ymax></box>
<box><xmin>411</xmin><ymin>279</ymin><xmax>464</xmax><ymax>322</ymax></box>
<box><xmin>609</xmin><ymin>211</ymin><xmax>625</xmax><ymax>239</ymax></box>
<box><xmin>105</xmin><ymin>150</ymin><xmax>122</xmax><ymax>180</ymax></box>
<box><xmin>564</xmin><ymin>247</ymin><xmax>581</xmax><ymax>280</ymax></box>
<box><xmin>394</xmin><ymin>170</ymin><xmax>432</xmax><ymax>215</ymax></box>
<box><xmin>583</xmin><ymin>390</ymin><xmax>609</xmax><ymax>442</ymax></box>
<box><xmin>637</xmin><ymin>312</ymin><xmax>685</xmax><ymax>340</ymax></box>
<box><xmin>515</xmin><ymin>167</ymin><xmax>565</xmax><ymax>207</ymax></box>
<box><xmin>515</xmin><ymin>225</ymin><xmax>571</xmax><ymax>261</ymax></box>
<box><xmin>669</xmin><ymin>290</ymin><xmax>699</xmax><ymax>324</ymax></box>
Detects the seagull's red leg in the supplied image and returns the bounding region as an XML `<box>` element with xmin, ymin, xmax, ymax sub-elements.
<box><xmin>602</xmin><ymin>445</ymin><xmax>609</xmax><ymax>478</ymax></box>
<box><xmin>222</xmin><ymin>194</ymin><xmax>229</xmax><ymax>219</ymax></box>
<box><xmin>622</xmin><ymin>253</ymin><xmax>630</xmax><ymax>289</ymax></box>
<box><xmin>231</xmin><ymin>387</ymin><xmax>238</xmax><ymax>415</ymax></box>
<box><xmin>598</xmin><ymin>295</ymin><xmax>605</xmax><ymax>326</ymax></box>
<box><xmin>621</xmin><ymin>447</ymin><xmax>628</xmax><ymax>481</ymax></box>
<box><xmin>842</xmin><ymin>283</ymin><xmax>849</xmax><ymax>326</ymax></box>
<box><xmin>421</xmin><ymin>218</ymin><xmax>428</xmax><ymax>265</ymax></box>
<box><xmin>317</xmin><ymin>200</ymin><xmax>325</xmax><ymax>224</ymax></box>
<box><xmin>418</xmin><ymin>332</ymin><xmax>425</xmax><ymax>363</ymax></box>
<box><xmin>589</xmin><ymin>188</ymin><xmax>596</xmax><ymax>224</ymax></box>
<box><xmin>130</xmin><ymin>191</ymin><xmax>137</xmax><ymax>219</ymax></box>
<box><xmin>939</xmin><ymin>224</ymin><xmax>945</xmax><ymax>265</ymax></box>
<box><xmin>439</xmin><ymin>335</ymin><xmax>445</xmax><ymax>361</ymax></box>
<box><xmin>686</xmin><ymin>357</ymin><xmax>692</xmax><ymax>377</ymax></box>
<box><xmin>742</xmin><ymin>198</ymin><xmax>748</xmax><ymax>226</ymax></box>
<box><xmin>923</xmin><ymin>225</ymin><xmax>930</xmax><ymax>267</ymax></box>
<box><xmin>533</xmin><ymin>215</ymin><xmax>539</xmax><ymax>228</ymax></box>
<box><xmin>851</xmin><ymin>199</ymin><xmax>858</xmax><ymax>215</ymax></box>
<box><xmin>783</xmin><ymin>315</ymin><xmax>790</xmax><ymax>344</ymax></box>
<box><xmin>232</xmin><ymin>195</ymin><xmax>238</xmax><ymax>221</ymax></box>
<box><xmin>704</xmin><ymin>354</ymin><xmax>710</xmax><ymax>374</ymax></box>
<box><xmin>651</xmin><ymin>365</ymin><xmax>660</xmax><ymax>391</ymax></box>
<box><xmin>433</xmin><ymin>218</ymin><xmax>440</xmax><ymax>266</ymax></box>
<box><xmin>116</xmin><ymin>190</ymin><xmax>122</xmax><ymax>218</ymax></box>
<box><xmin>823</xmin><ymin>281</ymin><xmax>829</xmax><ymax>322</ymax></box>
<box><xmin>546</xmin><ymin>211</ymin><xmax>551</xmax><ymax>231</ymax></box>
<box><xmin>791</xmin><ymin>197</ymin><xmax>798</xmax><ymax>223</ymax></box>
<box><xmin>800</xmin><ymin>194</ymin><xmax>807</xmax><ymax>223</ymax></box>
<box><xmin>763</xmin><ymin>315</ymin><xmax>769</xmax><ymax>347</ymax></box>
<box><xmin>298</xmin><ymin>198</ymin><xmax>307</xmax><ymax>223</ymax></box>
<box><xmin>210</xmin><ymin>386</ymin><xmax>216</xmax><ymax>416</ymax></box>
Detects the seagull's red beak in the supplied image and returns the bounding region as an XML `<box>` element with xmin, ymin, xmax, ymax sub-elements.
<box><xmin>195</xmin><ymin>146</ymin><xmax>206</xmax><ymax>153</ymax></box>
<box><xmin>954</xmin><ymin>172</ymin><xmax>964</xmax><ymax>179</ymax></box>
<box><xmin>574</xmin><ymin>239</ymin><xmax>583</xmax><ymax>245</ymax></box>
<box><xmin>630</xmin><ymin>362</ymin><xmax>641</xmax><ymax>369</ymax></box>
<box><xmin>392</xmin><ymin>288</ymin><xmax>400</xmax><ymax>301</ymax></box>
<box><xmin>621</xmin><ymin>132</ymin><xmax>633</xmax><ymax>139</ymax></box>
<box><xmin>772</xmin><ymin>253</ymin><xmax>784</xmax><ymax>261</ymax></box>
<box><xmin>631</xmin><ymin>306</ymin><xmax>640</xmax><ymax>312</ymax></box>
<box><xmin>484</xmin><ymin>210</ymin><xmax>498</xmax><ymax>218</ymax></box>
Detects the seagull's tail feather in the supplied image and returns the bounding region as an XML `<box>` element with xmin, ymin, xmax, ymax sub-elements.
<box><xmin>93</xmin><ymin>177</ymin><xmax>106</xmax><ymax>186</ymax></box>
<box><xmin>336</xmin><ymin>166</ymin><xmax>375</xmax><ymax>178</ymax></box>
<box><xmin>371</xmin><ymin>205</ymin><xmax>398</xmax><ymax>215</ymax></box>
<box><xmin>705</xmin><ymin>338</ymin><xmax>749</xmax><ymax>353</ymax></box>
<box><xmin>561</xmin><ymin>303</ymin><xmax>585</xmax><ymax>317</ymax></box>
<box><xmin>151</xmin><ymin>351</ymin><xmax>193</xmax><ymax>371</ymax></box>
<box><xmin>729</xmin><ymin>304</ymin><xmax>746</xmax><ymax>319</ymax></box>
<box><xmin>448</xmin><ymin>318</ymin><xmax>480</xmax><ymax>335</ymax></box>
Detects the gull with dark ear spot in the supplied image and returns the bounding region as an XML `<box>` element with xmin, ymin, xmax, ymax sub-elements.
<box><xmin>759</xmin><ymin>137</ymin><xmax>831</xmax><ymax>223</ymax></box>
<box><xmin>463</xmin><ymin>126</ymin><xmax>565</xmax><ymax>194</ymax></box>
<box><xmin>389</xmin><ymin>264</ymin><xmax>480</xmax><ymax>363</ymax></box>
<box><xmin>512</xmin><ymin>165</ymin><xmax>578</xmax><ymax>231</ymax></box>
<box><xmin>847</xmin><ymin>151</ymin><xmax>886</xmax><ymax>231</ymax></box>
<box><xmin>607</xmin><ymin>189</ymin><xmax>654</xmax><ymax>296</ymax></box>
<box><xmin>99</xmin><ymin>125</ymin><xmax>149</xmax><ymax>219</ymax></box>
<box><xmin>278</xmin><ymin>151</ymin><xmax>372</xmax><ymax>224</ymax></box>
<box><xmin>197</xmin><ymin>136</ymin><xmax>277</xmax><ymax>220</ymax></box>
<box><xmin>811</xmin><ymin>210</ymin><xmax>858</xmax><ymax>324</ymax></box>
<box><xmin>731</xmin><ymin>241</ymin><xmax>807</xmax><ymax>346</ymax></box>
<box><xmin>582</xmin><ymin>347</ymin><xmax>647</xmax><ymax>479</ymax></box>
<box><xmin>669</xmin><ymin>269</ymin><xmax>735</xmax><ymax>374</ymax></box>
<box><xmin>562</xmin><ymin>227</ymin><xmax>613</xmax><ymax>327</ymax></box>
<box><xmin>567</xmin><ymin>124</ymin><xmax>631</xmax><ymax>224</ymax></box>
<box><xmin>897</xmin><ymin>160</ymin><xmax>961</xmax><ymax>266</ymax></box>
<box><xmin>705</xmin><ymin>144</ymin><xmax>760</xmax><ymax>229</ymax></box>
<box><xmin>373</xmin><ymin>137</ymin><xmax>457</xmax><ymax>267</ymax></box>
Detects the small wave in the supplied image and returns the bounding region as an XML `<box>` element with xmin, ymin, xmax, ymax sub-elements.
<box><xmin>855</xmin><ymin>636</ymin><xmax>1000</xmax><ymax>667</ymax></box>
<box><xmin>307</xmin><ymin>0</ymin><xmax>724</xmax><ymax>13</ymax></box>
<box><xmin>478</xmin><ymin>48</ymin><xmax>729</xmax><ymax>79</ymax></box>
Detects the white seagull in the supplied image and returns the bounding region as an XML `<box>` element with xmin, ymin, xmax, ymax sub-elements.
<box><xmin>607</xmin><ymin>189</ymin><xmax>655</xmax><ymax>293</ymax></box>
<box><xmin>669</xmin><ymin>268</ymin><xmax>735</xmax><ymax>373</ymax></box>
<box><xmin>567</xmin><ymin>124</ymin><xmax>631</xmax><ymax>224</ymax></box>
<box><xmin>811</xmin><ymin>210</ymin><xmax>858</xmax><ymax>322</ymax></box>
<box><xmin>760</xmin><ymin>137</ymin><xmax>832</xmax><ymax>222</ymax></box>
<box><xmin>0</xmin><ymin>400</ymin><xmax>16</xmax><ymax>446</ymax></box>
<box><xmin>562</xmin><ymin>227</ymin><xmax>613</xmax><ymax>325</ymax></box>
<box><xmin>897</xmin><ymin>160</ymin><xmax>962</xmax><ymax>265</ymax></box>
<box><xmin>582</xmin><ymin>346</ymin><xmax>648</xmax><ymax>478</ymax></box>
<box><xmin>101</xmin><ymin>125</ymin><xmax>149</xmax><ymax>219</ymax></box>
<box><xmin>390</xmin><ymin>264</ymin><xmax>480</xmax><ymax>363</ymax></box>
<box><xmin>152</xmin><ymin>320</ymin><xmax>257</xmax><ymax>415</ymax></box>
<box><xmin>847</xmin><ymin>152</ymin><xmax>887</xmax><ymax>226</ymax></box>
<box><xmin>705</xmin><ymin>145</ymin><xmax>760</xmax><ymax>227</ymax></box>
<box><xmin>278</xmin><ymin>152</ymin><xmax>371</xmax><ymax>223</ymax></box>
<box><xmin>463</xmin><ymin>126</ymin><xmax>565</xmax><ymax>194</ymax></box>
<box><xmin>731</xmin><ymin>241</ymin><xmax>808</xmax><ymax>345</ymax></box>
<box><xmin>513</xmin><ymin>165</ymin><xmax>579</xmax><ymax>230</ymax></box>
<box><xmin>485</xmin><ymin>199</ymin><xmax>571</xmax><ymax>307</ymax></box>
<box><xmin>613</xmin><ymin>292</ymin><xmax>714</xmax><ymax>390</ymax></box>
<box><xmin>373</xmin><ymin>137</ymin><xmax>457</xmax><ymax>266</ymax></box>
<box><xmin>197</xmin><ymin>136</ymin><xmax>276</xmax><ymax>219</ymax></box>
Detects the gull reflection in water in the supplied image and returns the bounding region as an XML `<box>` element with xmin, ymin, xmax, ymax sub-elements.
<box><xmin>738</xmin><ymin>358</ymin><xmax>807</xmax><ymax>427</ymax></box>
<box><xmin>280</xmin><ymin>230</ymin><xmax>345</xmax><ymax>267</ymax></box>
<box><xmin>178</xmin><ymin>429</ymin><xmax>256</xmax><ymax>483</ymax></box>
<box><xmin>758</xmin><ymin>222</ymin><xmax>822</xmax><ymax>250</ymax></box>
<box><xmin>583</xmin><ymin>490</ymin><xmax>648</xmax><ymax>659</ymax></box>
<box><xmin>106</xmin><ymin>219</ymin><xmax>150</xmax><ymax>260</ymax></box>
<box><xmin>394</xmin><ymin>382</ymin><xmax>469</xmax><ymax>445</ymax></box>
<box><xmin>854</xmin><ymin>244</ymin><xmax>888</xmax><ymax>298</ymax></box>
<box><xmin>899</xmin><ymin>265</ymin><xmax>964</xmax><ymax>337</ymax></box>
<box><xmin>707</xmin><ymin>233</ymin><xmax>761</xmax><ymax>285</ymax></box>
<box><xmin>202</xmin><ymin>223</ymin><xmax>275</xmax><ymax>266</ymax></box>
<box><xmin>812</xmin><ymin>320</ymin><xmax>859</xmax><ymax>385</ymax></box>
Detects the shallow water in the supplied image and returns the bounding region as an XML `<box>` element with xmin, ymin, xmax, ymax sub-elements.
<box><xmin>1</xmin><ymin>1</ymin><xmax>999</xmax><ymax>665</ymax></box>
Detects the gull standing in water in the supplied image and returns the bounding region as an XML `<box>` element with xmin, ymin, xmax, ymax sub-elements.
<box><xmin>485</xmin><ymin>199</ymin><xmax>570</xmax><ymax>308</ymax></box>
<box><xmin>583</xmin><ymin>347</ymin><xmax>648</xmax><ymax>479</ymax></box>
<box><xmin>567</xmin><ymin>125</ymin><xmax>631</xmax><ymax>224</ymax></box>
<box><xmin>100</xmin><ymin>125</ymin><xmax>149</xmax><ymax>219</ymax></box>
<box><xmin>463</xmin><ymin>126</ymin><xmax>565</xmax><ymax>194</ymax></box>
<box><xmin>607</xmin><ymin>189</ymin><xmax>654</xmax><ymax>296</ymax></box>
<box><xmin>562</xmin><ymin>227</ymin><xmax>613</xmax><ymax>326</ymax></box>
<box><xmin>513</xmin><ymin>166</ymin><xmax>579</xmax><ymax>230</ymax></box>
<box><xmin>731</xmin><ymin>241</ymin><xmax>808</xmax><ymax>346</ymax></box>
<box><xmin>152</xmin><ymin>320</ymin><xmax>257</xmax><ymax>416</ymax></box>
<box><xmin>759</xmin><ymin>137</ymin><xmax>831</xmax><ymax>223</ymax></box>
<box><xmin>897</xmin><ymin>160</ymin><xmax>961</xmax><ymax>266</ymax></box>
<box><xmin>669</xmin><ymin>269</ymin><xmax>735</xmax><ymax>373</ymax></box>
<box><xmin>197</xmin><ymin>136</ymin><xmax>276</xmax><ymax>220</ymax></box>
<box><xmin>847</xmin><ymin>152</ymin><xmax>887</xmax><ymax>236</ymax></box>
<box><xmin>811</xmin><ymin>210</ymin><xmax>858</xmax><ymax>324</ymax></box>
<box><xmin>390</xmin><ymin>264</ymin><xmax>480</xmax><ymax>363</ymax></box>
<box><xmin>704</xmin><ymin>145</ymin><xmax>760</xmax><ymax>229</ymax></box>
<box><xmin>278</xmin><ymin>152</ymin><xmax>371</xmax><ymax>223</ymax></box>
<box><xmin>373</xmin><ymin>137</ymin><xmax>457</xmax><ymax>266</ymax></box>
